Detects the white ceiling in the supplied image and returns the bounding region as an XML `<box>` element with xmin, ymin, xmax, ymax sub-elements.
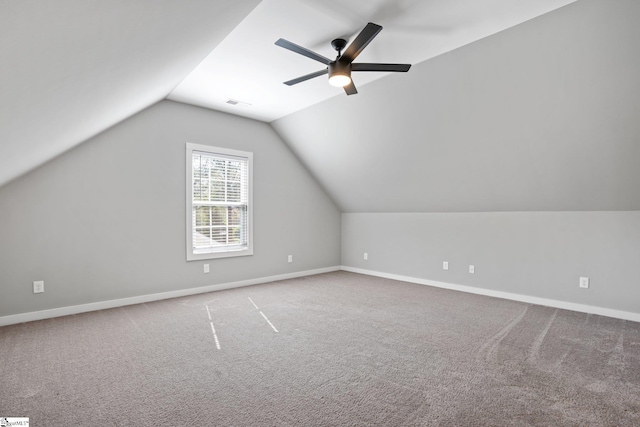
<box><xmin>0</xmin><ymin>0</ymin><xmax>261</xmax><ymax>188</ymax></box>
<box><xmin>272</xmin><ymin>0</ymin><xmax>640</xmax><ymax>212</ymax></box>
<box><xmin>168</xmin><ymin>0</ymin><xmax>578</xmax><ymax>122</ymax></box>
<box><xmin>0</xmin><ymin>0</ymin><xmax>578</xmax><ymax>188</ymax></box>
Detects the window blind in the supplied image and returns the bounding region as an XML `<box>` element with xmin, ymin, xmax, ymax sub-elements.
<box><xmin>191</xmin><ymin>151</ymin><xmax>249</xmax><ymax>254</ymax></box>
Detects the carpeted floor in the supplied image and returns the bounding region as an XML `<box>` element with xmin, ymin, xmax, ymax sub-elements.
<box><xmin>1</xmin><ymin>271</ymin><xmax>639</xmax><ymax>425</ymax></box>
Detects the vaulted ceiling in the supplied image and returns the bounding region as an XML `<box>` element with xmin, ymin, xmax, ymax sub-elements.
<box><xmin>2</xmin><ymin>0</ymin><xmax>639</xmax><ymax>213</ymax></box>
<box><xmin>0</xmin><ymin>0</ymin><xmax>262</xmax><ymax>187</ymax></box>
<box><xmin>272</xmin><ymin>0</ymin><xmax>640</xmax><ymax>212</ymax></box>
<box><xmin>168</xmin><ymin>0</ymin><xmax>577</xmax><ymax>122</ymax></box>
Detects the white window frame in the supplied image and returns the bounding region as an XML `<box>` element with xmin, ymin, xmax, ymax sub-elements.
<box><xmin>186</xmin><ymin>143</ymin><xmax>253</xmax><ymax>261</ymax></box>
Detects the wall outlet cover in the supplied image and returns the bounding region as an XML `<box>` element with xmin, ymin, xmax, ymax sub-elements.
<box><xmin>469</xmin><ymin>265</ymin><xmax>475</xmax><ymax>274</ymax></box>
<box><xmin>443</xmin><ymin>261</ymin><xmax>449</xmax><ymax>270</ymax></box>
<box><xmin>579</xmin><ymin>277</ymin><xmax>589</xmax><ymax>289</ymax></box>
<box><xmin>33</xmin><ymin>281</ymin><xmax>44</xmax><ymax>293</ymax></box>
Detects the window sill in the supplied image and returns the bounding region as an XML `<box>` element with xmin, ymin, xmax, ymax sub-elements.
<box><xmin>187</xmin><ymin>247</ymin><xmax>253</xmax><ymax>261</ymax></box>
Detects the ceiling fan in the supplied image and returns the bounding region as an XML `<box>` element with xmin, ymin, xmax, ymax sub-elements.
<box><xmin>275</xmin><ymin>22</ymin><xmax>411</xmax><ymax>95</ymax></box>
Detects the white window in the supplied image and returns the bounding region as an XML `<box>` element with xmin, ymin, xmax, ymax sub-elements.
<box><xmin>186</xmin><ymin>143</ymin><xmax>253</xmax><ymax>261</ymax></box>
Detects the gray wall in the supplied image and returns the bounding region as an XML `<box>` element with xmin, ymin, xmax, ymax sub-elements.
<box><xmin>0</xmin><ymin>100</ymin><xmax>341</xmax><ymax>317</ymax></box>
<box><xmin>342</xmin><ymin>212</ymin><xmax>640</xmax><ymax>314</ymax></box>
<box><xmin>272</xmin><ymin>0</ymin><xmax>640</xmax><ymax>213</ymax></box>
<box><xmin>271</xmin><ymin>0</ymin><xmax>640</xmax><ymax>317</ymax></box>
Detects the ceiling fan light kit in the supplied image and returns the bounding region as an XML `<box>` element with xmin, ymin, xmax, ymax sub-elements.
<box><xmin>328</xmin><ymin>60</ymin><xmax>351</xmax><ymax>87</ymax></box>
<box><xmin>275</xmin><ymin>22</ymin><xmax>411</xmax><ymax>95</ymax></box>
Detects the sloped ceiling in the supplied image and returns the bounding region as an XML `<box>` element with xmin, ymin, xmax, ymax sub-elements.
<box><xmin>272</xmin><ymin>0</ymin><xmax>640</xmax><ymax>212</ymax></box>
<box><xmin>3</xmin><ymin>0</ymin><xmax>638</xmax><ymax>214</ymax></box>
<box><xmin>168</xmin><ymin>0</ymin><xmax>577</xmax><ymax>122</ymax></box>
<box><xmin>0</xmin><ymin>0</ymin><xmax>261</xmax><ymax>187</ymax></box>
<box><xmin>1</xmin><ymin>0</ymin><xmax>577</xmax><ymax>190</ymax></box>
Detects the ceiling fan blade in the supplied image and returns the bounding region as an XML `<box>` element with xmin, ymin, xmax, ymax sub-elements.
<box><xmin>344</xmin><ymin>80</ymin><xmax>358</xmax><ymax>95</ymax></box>
<box><xmin>275</xmin><ymin>38</ymin><xmax>331</xmax><ymax>65</ymax></box>
<box><xmin>352</xmin><ymin>63</ymin><xmax>411</xmax><ymax>72</ymax></box>
<box><xmin>339</xmin><ymin>22</ymin><xmax>382</xmax><ymax>64</ymax></box>
<box><xmin>283</xmin><ymin>69</ymin><xmax>328</xmax><ymax>86</ymax></box>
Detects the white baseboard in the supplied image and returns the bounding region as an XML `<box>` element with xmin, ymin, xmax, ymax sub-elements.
<box><xmin>0</xmin><ymin>266</ymin><xmax>340</xmax><ymax>327</ymax></box>
<box><xmin>5</xmin><ymin>265</ymin><xmax>637</xmax><ymax>327</ymax></box>
<box><xmin>341</xmin><ymin>266</ymin><xmax>640</xmax><ymax>323</ymax></box>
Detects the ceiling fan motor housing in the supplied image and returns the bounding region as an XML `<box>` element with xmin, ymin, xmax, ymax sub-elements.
<box><xmin>331</xmin><ymin>38</ymin><xmax>348</xmax><ymax>54</ymax></box>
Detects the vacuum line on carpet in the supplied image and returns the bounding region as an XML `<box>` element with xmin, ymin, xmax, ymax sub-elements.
<box><xmin>260</xmin><ymin>311</ymin><xmax>279</xmax><ymax>333</ymax></box>
<box><xmin>205</xmin><ymin>305</ymin><xmax>212</xmax><ymax>320</ymax></box>
<box><xmin>476</xmin><ymin>305</ymin><xmax>529</xmax><ymax>363</ymax></box>
<box><xmin>248</xmin><ymin>297</ymin><xmax>259</xmax><ymax>310</ymax></box>
<box><xmin>210</xmin><ymin>322</ymin><xmax>221</xmax><ymax>350</ymax></box>
<box><xmin>528</xmin><ymin>308</ymin><xmax>557</xmax><ymax>365</ymax></box>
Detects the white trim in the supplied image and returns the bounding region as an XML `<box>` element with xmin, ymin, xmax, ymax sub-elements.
<box><xmin>0</xmin><ymin>266</ymin><xmax>340</xmax><ymax>327</ymax></box>
<box><xmin>185</xmin><ymin>142</ymin><xmax>254</xmax><ymax>261</ymax></box>
<box><xmin>341</xmin><ymin>266</ymin><xmax>640</xmax><ymax>323</ymax></box>
<box><xmin>7</xmin><ymin>265</ymin><xmax>635</xmax><ymax>327</ymax></box>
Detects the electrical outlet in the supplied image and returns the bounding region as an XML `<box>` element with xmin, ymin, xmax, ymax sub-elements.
<box><xmin>579</xmin><ymin>277</ymin><xmax>589</xmax><ymax>289</ymax></box>
<box><xmin>204</xmin><ymin>264</ymin><xmax>209</xmax><ymax>274</ymax></box>
<box><xmin>288</xmin><ymin>255</ymin><xmax>293</xmax><ymax>263</ymax></box>
<box><xmin>469</xmin><ymin>265</ymin><xmax>475</xmax><ymax>274</ymax></box>
<box><xmin>443</xmin><ymin>261</ymin><xmax>449</xmax><ymax>270</ymax></box>
<box><xmin>364</xmin><ymin>252</ymin><xmax>368</xmax><ymax>260</ymax></box>
<box><xmin>33</xmin><ymin>281</ymin><xmax>44</xmax><ymax>294</ymax></box>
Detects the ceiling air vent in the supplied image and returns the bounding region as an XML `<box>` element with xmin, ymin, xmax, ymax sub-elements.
<box><xmin>225</xmin><ymin>99</ymin><xmax>251</xmax><ymax>107</ymax></box>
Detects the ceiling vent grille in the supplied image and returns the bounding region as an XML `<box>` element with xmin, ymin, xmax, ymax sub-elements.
<box><xmin>226</xmin><ymin>99</ymin><xmax>251</xmax><ymax>107</ymax></box>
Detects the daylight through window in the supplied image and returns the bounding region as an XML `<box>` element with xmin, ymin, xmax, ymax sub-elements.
<box><xmin>186</xmin><ymin>143</ymin><xmax>253</xmax><ymax>260</ymax></box>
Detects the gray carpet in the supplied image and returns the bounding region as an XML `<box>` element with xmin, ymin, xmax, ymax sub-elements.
<box><xmin>1</xmin><ymin>271</ymin><xmax>639</xmax><ymax>426</ymax></box>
